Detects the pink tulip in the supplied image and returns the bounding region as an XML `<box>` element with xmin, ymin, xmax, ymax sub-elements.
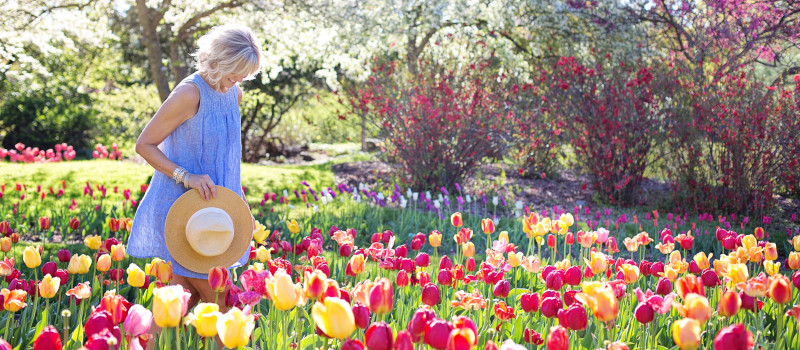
<box><xmin>33</xmin><ymin>325</ymin><xmax>61</xmax><ymax>350</ymax></box>
<box><xmin>123</xmin><ymin>304</ymin><xmax>153</xmax><ymax>337</ymax></box>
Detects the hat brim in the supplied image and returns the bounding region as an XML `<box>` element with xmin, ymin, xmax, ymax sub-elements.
<box><xmin>165</xmin><ymin>187</ymin><xmax>252</xmax><ymax>274</ymax></box>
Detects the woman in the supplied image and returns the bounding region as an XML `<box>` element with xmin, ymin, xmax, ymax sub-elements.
<box><xmin>128</xmin><ymin>23</ymin><xmax>261</xmax><ymax>324</ymax></box>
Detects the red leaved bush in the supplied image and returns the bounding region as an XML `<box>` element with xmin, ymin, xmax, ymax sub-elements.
<box><xmin>667</xmin><ymin>70</ymin><xmax>800</xmax><ymax>215</ymax></box>
<box><xmin>349</xmin><ymin>57</ymin><xmax>520</xmax><ymax>190</ymax></box>
<box><xmin>543</xmin><ymin>55</ymin><xmax>679</xmax><ymax>205</ymax></box>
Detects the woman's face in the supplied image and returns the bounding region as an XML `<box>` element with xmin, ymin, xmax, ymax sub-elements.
<box><xmin>217</xmin><ymin>73</ymin><xmax>246</xmax><ymax>93</ymax></box>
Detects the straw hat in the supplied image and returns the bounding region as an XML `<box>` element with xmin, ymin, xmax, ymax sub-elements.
<box><xmin>165</xmin><ymin>187</ymin><xmax>252</xmax><ymax>274</ymax></box>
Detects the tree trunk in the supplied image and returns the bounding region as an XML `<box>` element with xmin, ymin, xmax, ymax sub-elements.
<box><xmin>135</xmin><ymin>0</ymin><xmax>171</xmax><ymax>102</ymax></box>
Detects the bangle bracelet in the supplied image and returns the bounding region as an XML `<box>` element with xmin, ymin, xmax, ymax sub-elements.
<box><xmin>183</xmin><ymin>173</ymin><xmax>191</xmax><ymax>189</ymax></box>
<box><xmin>172</xmin><ymin>167</ymin><xmax>187</xmax><ymax>184</ymax></box>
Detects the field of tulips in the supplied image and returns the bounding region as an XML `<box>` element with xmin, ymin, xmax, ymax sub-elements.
<box><xmin>1</xmin><ymin>164</ymin><xmax>800</xmax><ymax>349</ymax></box>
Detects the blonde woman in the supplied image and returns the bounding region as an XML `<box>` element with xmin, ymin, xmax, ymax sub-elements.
<box><xmin>129</xmin><ymin>24</ymin><xmax>261</xmax><ymax>343</ymax></box>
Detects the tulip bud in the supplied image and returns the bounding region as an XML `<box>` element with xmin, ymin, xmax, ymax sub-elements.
<box><xmin>540</xmin><ymin>296</ymin><xmax>562</xmax><ymax>318</ymax></box>
<box><xmin>635</xmin><ymin>303</ymin><xmax>654</xmax><ymax>324</ymax></box>
<box><xmin>546</xmin><ymin>270</ymin><xmax>564</xmax><ymax>290</ymax></box>
<box><xmin>656</xmin><ymin>277</ymin><xmax>672</xmax><ymax>295</ymax></box>
<box><xmin>437</xmin><ymin>269</ymin><xmax>453</xmax><ymax>286</ymax></box>
<box><xmin>769</xmin><ymin>274</ymin><xmax>792</xmax><ymax>304</ymax></box>
<box><xmin>41</xmin><ymin>261</ymin><xmax>57</xmax><ymax>277</ymax></box>
<box><xmin>520</xmin><ymin>293</ymin><xmax>540</xmax><ymax>313</ymax></box>
<box><xmin>368</xmin><ymin>278</ymin><xmax>393</xmax><ymax>314</ymax></box>
<box><xmin>713</xmin><ymin>323</ymin><xmax>754</xmax><ymax>350</ymax></box>
<box><xmin>352</xmin><ymin>303</ymin><xmax>370</xmax><ymax>329</ymax></box>
<box><xmin>33</xmin><ymin>325</ymin><xmax>61</xmax><ymax>350</ymax></box>
<box><xmin>421</xmin><ymin>283</ymin><xmax>441</xmax><ymax>306</ymax></box>
<box><xmin>546</xmin><ymin>325</ymin><xmax>569</xmax><ymax>350</ymax></box>
<box><xmin>425</xmin><ymin>319</ymin><xmax>453</xmax><ymax>350</ymax></box>
<box><xmin>395</xmin><ymin>245</ymin><xmax>408</xmax><ymax>258</ymax></box>
<box><xmin>57</xmin><ymin>249</ymin><xmax>71</xmax><ymax>263</ymax></box>
<box><xmin>493</xmin><ymin>279</ymin><xmax>510</xmax><ymax>298</ymax></box>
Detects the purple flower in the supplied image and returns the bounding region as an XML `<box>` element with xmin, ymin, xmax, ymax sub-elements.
<box><xmin>309</xmin><ymin>189</ymin><xmax>316</xmax><ymax>196</ymax></box>
<box><xmin>302</xmin><ymin>181</ymin><xmax>310</xmax><ymax>187</ymax></box>
<box><xmin>293</xmin><ymin>190</ymin><xmax>300</xmax><ymax>199</ymax></box>
<box><xmin>481</xmin><ymin>194</ymin><xmax>487</xmax><ymax>204</ymax></box>
<box><xmin>500</xmin><ymin>197</ymin><xmax>506</xmax><ymax>206</ymax></box>
<box><xmin>440</xmin><ymin>187</ymin><xmax>449</xmax><ymax>196</ymax></box>
<box><xmin>443</xmin><ymin>197</ymin><xmax>450</xmax><ymax>207</ymax></box>
<box><xmin>455</xmin><ymin>183</ymin><xmax>461</xmax><ymax>192</ymax></box>
<box><xmin>395</xmin><ymin>184</ymin><xmax>401</xmax><ymax>192</ymax></box>
<box><xmin>456</xmin><ymin>197</ymin><xmax>464</xmax><ymax>205</ymax></box>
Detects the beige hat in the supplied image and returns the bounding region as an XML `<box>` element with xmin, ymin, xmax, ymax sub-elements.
<box><xmin>165</xmin><ymin>187</ymin><xmax>252</xmax><ymax>274</ymax></box>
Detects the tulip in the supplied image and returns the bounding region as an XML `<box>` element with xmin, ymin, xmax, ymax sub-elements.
<box><xmin>507</xmin><ymin>251</ymin><xmax>523</xmax><ymax>267</ymax></box>
<box><xmin>311</xmin><ymin>297</ymin><xmax>355</xmax><ymax>340</ymax></box>
<box><xmin>368</xmin><ymin>278</ymin><xmax>393</xmax><ymax>314</ymax></box>
<box><xmin>185</xmin><ymin>303</ymin><xmax>220</xmax><ymax>338</ymax></box>
<box><xmin>481</xmin><ymin>218</ymin><xmax>495</xmax><ymax>235</ymax></box>
<box><xmin>365</xmin><ymin>322</ymin><xmax>394</xmax><ymax>350</ymax></box>
<box><xmin>108</xmin><ymin>244</ymin><xmax>125</xmax><ymax>262</ymax></box>
<box><xmin>255</xmin><ymin>246</ymin><xmax>271</xmax><ymax>262</ymax></box>
<box><xmin>585</xmin><ymin>251</ymin><xmax>607</xmax><ymax>275</ymax></box>
<box><xmin>493</xmin><ymin>279</ymin><xmax>510</xmax><ymax>298</ymax></box>
<box><xmin>66</xmin><ymin>281</ymin><xmax>92</xmax><ymax>300</ymax></box>
<box><xmin>286</xmin><ymin>219</ymin><xmax>301</xmax><ymax>234</ymax></box>
<box><xmin>123</xmin><ymin>304</ymin><xmax>153</xmax><ymax>337</ymax></box>
<box><xmin>84</xmin><ymin>235</ymin><xmax>102</xmax><ymax>250</ymax></box>
<box><xmin>0</xmin><ymin>339</ymin><xmax>9</xmax><ymax>350</ymax></box>
<box><xmin>352</xmin><ymin>303</ymin><xmax>370</xmax><ymax>329</ymax></box>
<box><xmin>447</xmin><ymin>327</ymin><xmax>476</xmax><ymax>350</ymax></box>
<box><xmin>713</xmin><ymin>323</ymin><xmax>754</xmax><ymax>350</ymax></box>
<box><xmin>217</xmin><ymin>307</ymin><xmax>255</xmax><ymax>348</ymax></box>
<box><xmin>562</xmin><ymin>304</ymin><xmax>587</xmax><ymax>330</ymax></box>
<box><xmin>266</xmin><ymin>269</ymin><xmax>300</xmax><ymax>310</ymax></box>
<box><xmin>450</xmin><ymin>212</ymin><xmax>463</xmax><ymax>228</ymax></box>
<box><xmin>41</xmin><ymin>261</ymin><xmax>57</xmax><ymax>277</ymax></box>
<box><xmin>619</xmin><ymin>264</ymin><xmax>640</xmax><ymax>284</ymax></box>
<box><xmin>0</xmin><ymin>237</ymin><xmax>10</xmax><ymax>253</ymax></box>
<box><xmin>789</xmin><ymin>252</ymin><xmax>800</xmax><ymax>270</ymax></box>
<box><xmin>677</xmin><ymin>294</ymin><xmax>711</xmax><ymax>323</ymax></box>
<box><xmin>98</xmin><ymin>291</ymin><xmax>132</xmax><ymax>325</ymax></box>
<box><xmin>208</xmin><ymin>266</ymin><xmax>229</xmax><ymax>292</ymax></box>
<box><xmin>252</xmin><ymin>222</ymin><xmax>268</xmax><ymax>244</ymax></box>
<box><xmin>152</xmin><ymin>285</ymin><xmax>190</xmax><ymax>328</ymax></box>
<box><xmin>701</xmin><ymin>269</ymin><xmax>721</xmax><ymax>287</ymax></box>
<box><xmin>672</xmin><ymin>318</ymin><xmax>701</xmax><ymax>350</ymax></box>
<box><xmin>429</xmin><ymin>231</ymin><xmax>442</xmax><ymax>247</ymax></box>
<box><xmin>68</xmin><ymin>217</ymin><xmax>81</xmax><ymax>231</ymax></box>
<box><xmin>395</xmin><ymin>330</ymin><xmax>414</xmax><ymax>350</ymax></box>
<box><xmin>425</xmin><ymin>319</ymin><xmax>453</xmax><ymax>350</ymax></box>
<box><xmin>656</xmin><ymin>277</ymin><xmax>672</xmax><ymax>295</ymax></box>
<box><xmin>57</xmin><ymin>249</ymin><xmax>71</xmax><ymax>263</ymax></box>
<box><xmin>127</xmin><ymin>263</ymin><xmax>146</xmax><ymax>288</ymax></box>
<box><xmin>462</xmin><ymin>242</ymin><xmax>475</xmax><ymax>258</ymax></box>
<box><xmin>38</xmin><ymin>217</ymin><xmax>51</xmax><ymax>231</ymax></box>
<box><xmin>768</xmin><ymin>274</ymin><xmax>792</xmax><ymax>304</ymax></box>
<box><xmin>38</xmin><ymin>274</ymin><xmax>61</xmax><ymax>299</ymax></box>
<box><xmin>675</xmin><ymin>274</ymin><xmax>705</xmax><ymax>299</ymax></box>
<box><xmin>520</xmin><ymin>293</ymin><xmax>540</xmax><ymax>313</ymax></box>
<box><xmin>33</xmin><ymin>325</ymin><xmax>61</xmax><ymax>350</ymax></box>
<box><xmin>23</xmin><ymin>246</ymin><xmax>41</xmax><ymax>268</ymax></box>
<box><xmin>635</xmin><ymin>302</ymin><xmax>654</xmax><ymax>324</ymax></box>
<box><xmin>341</xmin><ymin>339</ymin><xmax>366</xmax><ymax>350</ymax></box>
<box><xmin>146</xmin><ymin>259</ymin><xmax>172</xmax><ymax>284</ymax></box>
<box><xmin>575</xmin><ymin>282</ymin><xmax>618</xmax><ymax>322</ymax></box>
<box><xmin>546</xmin><ymin>325</ymin><xmax>569</xmax><ymax>350</ymax></box>
<box><xmin>348</xmin><ymin>254</ymin><xmax>366</xmax><ymax>275</ymax></box>
<box><xmin>540</xmin><ymin>296</ymin><xmax>562</xmax><ymax>318</ymax></box>
<box><xmin>67</xmin><ymin>254</ymin><xmax>92</xmax><ymax>274</ymax></box>
<box><xmin>421</xmin><ymin>283</ymin><xmax>441</xmax><ymax>306</ymax></box>
<box><xmin>95</xmin><ymin>254</ymin><xmax>111</xmax><ymax>272</ymax></box>
<box><xmin>1</xmin><ymin>288</ymin><xmax>27</xmax><ymax>312</ymax></box>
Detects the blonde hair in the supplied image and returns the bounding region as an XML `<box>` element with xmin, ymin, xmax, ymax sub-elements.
<box><xmin>193</xmin><ymin>24</ymin><xmax>262</xmax><ymax>88</ymax></box>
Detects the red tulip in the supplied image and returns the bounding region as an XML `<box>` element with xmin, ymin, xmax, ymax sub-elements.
<box><xmin>493</xmin><ymin>279</ymin><xmax>510</xmax><ymax>298</ymax></box>
<box><xmin>655</xmin><ymin>277</ymin><xmax>672</xmax><ymax>295</ymax></box>
<box><xmin>57</xmin><ymin>249</ymin><xmax>71</xmax><ymax>263</ymax></box>
<box><xmin>540</xmin><ymin>296</ymin><xmax>562</xmax><ymax>318</ymax></box>
<box><xmin>84</xmin><ymin>310</ymin><xmax>114</xmax><ymax>339</ymax></box>
<box><xmin>369</xmin><ymin>278</ymin><xmax>393</xmax><ymax>314</ymax></box>
<box><xmin>408</xmin><ymin>307</ymin><xmax>436</xmax><ymax>342</ymax></box>
<box><xmin>701</xmin><ymin>270</ymin><xmax>721</xmax><ymax>287</ymax></box>
<box><xmin>339</xmin><ymin>244</ymin><xmax>352</xmax><ymax>257</ymax></box>
<box><xmin>350</xmin><ymin>303</ymin><xmax>370</xmax><ymax>329</ymax></box>
<box><xmin>97</xmin><ymin>292</ymin><xmax>131</xmax><ymax>325</ymax></box>
<box><xmin>634</xmin><ymin>303</ymin><xmax>654</xmax><ymax>324</ymax></box>
<box><xmin>564</xmin><ymin>266</ymin><xmax>582</xmax><ymax>286</ymax></box>
<box><xmin>41</xmin><ymin>262</ymin><xmax>57</xmax><ymax>277</ymax></box>
<box><xmin>447</xmin><ymin>327</ymin><xmax>476</xmax><ymax>350</ymax></box>
<box><xmin>520</xmin><ymin>293</ymin><xmax>540</xmax><ymax>313</ymax></box>
<box><xmin>718</xmin><ymin>291</ymin><xmax>741</xmax><ymax>317</ymax></box>
<box><xmin>547</xmin><ymin>234</ymin><xmax>556</xmax><ymax>247</ymax></box>
<box><xmin>793</xmin><ymin>271</ymin><xmax>800</xmax><ymax>289</ymax></box>
<box><xmin>562</xmin><ymin>304</ymin><xmax>587</xmax><ymax>330</ymax></box>
<box><xmin>341</xmin><ymin>339</ymin><xmax>365</xmax><ymax>350</ymax></box>
<box><xmin>395</xmin><ymin>330</ymin><xmax>413</xmax><ymax>350</ymax></box>
<box><xmin>494</xmin><ymin>302</ymin><xmax>516</xmax><ymax>321</ymax></box>
<box><xmin>524</xmin><ymin>328</ymin><xmax>544</xmax><ymax>345</ymax></box>
<box><xmin>84</xmin><ymin>327</ymin><xmax>121</xmax><ymax>350</ymax></box>
<box><xmin>769</xmin><ymin>274</ymin><xmax>792</xmax><ymax>304</ymax></box>
<box><xmin>396</xmin><ymin>270</ymin><xmax>409</xmax><ymax>287</ymax></box>
<box><xmin>546</xmin><ymin>325</ymin><xmax>569</xmax><ymax>350</ymax></box>
<box><xmin>439</xmin><ymin>256</ymin><xmax>453</xmax><ymax>270</ymax></box>
<box><xmin>0</xmin><ymin>338</ymin><xmax>11</xmax><ymax>350</ymax></box>
<box><xmin>365</xmin><ymin>322</ymin><xmax>394</xmax><ymax>350</ymax></box>
<box><xmin>484</xmin><ymin>341</ymin><xmax>498</xmax><ymax>350</ymax></box>
<box><xmin>415</xmin><ymin>253</ymin><xmax>430</xmax><ymax>267</ymax></box>
<box><xmin>421</xmin><ymin>283</ymin><xmax>441</xmax><ymax>306</ymax></box>
<box><xmin>739</xmin><ymin>292</ymin><xmax>762</xmax><ymax>312</ymax></box>
<box><xmin>33</xmin><ymin>325</ymin><xmax>62</xmax><ymax>350</ymax></box>
<box><xmin>425</xmin><ymin>319</ymin><xmax>453</xmax><ymax>350</ymax></box>
<box><xmin>68</xmin><ymin>217</ymin><xmax>80</xmax><ymax>231</ymax></box>
<box><xmin>546</xmin><ymin>270</ymin><xmax>564</xmax><ymax>290</ymax></box>
<box><xmin>38</xmin><ymin>217</ymin><xmax>51</xmax><ymax>231</ymax></box>
<box><xmin>713</xmin><ymin>324</ymin><xmax>754</xmax><ymax>350</ymax></box>
<box><xmin>438</xmin><ymin>269</ymin><xmax>453</xmax><ymax>286</ymax></box>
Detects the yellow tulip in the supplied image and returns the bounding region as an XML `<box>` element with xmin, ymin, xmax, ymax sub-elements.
<box><xmin>533</xmin><ymin>222</ymin><xmax>548</xmax><ymax>237</ymax></box>
<box><xmin>764</xmin><ymin>243</ymin><xmax>778</xmax><ymax>261</ymax></box>
<box><xmin>498</xmin><ymin>231</ymin><xmax>509</xmax><ymax>243</ymax></box>
<box><xmin>152</xmin><ymin>285</ymin><xmax>189</xmax><ymax>328</ymax></box>
<box><xmin>252</xmin><ymin>222</ymin><xmax>268</xmax><ymax>244</ymax></box>
<box><xmin>742</xmin><ymin>235</ymin><xmax>757</xmax><ymax>250</ymax></box>
<box><xmin>764</xmin><ymin>260</ymin><xmax>781</xmax><ymax>276</ymax></box>
<box><xmin>127</xmin><ymin>263</ymin><xmax>146</xmax><ymax>288</ymax></box>
<box><xmin>287</xmin><ymin>219</ymin><xmax>300</xmax><ymax>234</ymax></box>
<box><xmin>23</xmin><ymin>246</ymin><xmax>41</xmax><ymax>268</ymax></box>
<box><xmin>266</xmin><ymin>269</ymin><xmax>300</xmax><ymax>310</ymax></box>
<box><xmin>672</xmin><ymin>318</ymin><xmax>701</xmax><ymax>350</ymax></box>
<box><xmin>692</xmin><ymin>252</ymin><xmax>711</xmax><ymax>271</ymax></box>
<box><xmin>677</xmin><ymin>294</ymin><xmax>712</xmax><ymax>323</ymax></box>
<box><xmin>311</xmin><ymin>297</ymin><xmax>356</xmax><ymax>340</ymax></box>
<box><xmin>462</xmin><ymin>242</ymin><xmax>475</xmax><ymax>258</ymax></box>
<box><xmin>584</xmin><ymin>251</ymin><xmax>608</xmax><ymax>275</ymax></box>
<box><xmin>96</xmin><ymin>254</ymin><xmax>111</xmax><ymax>272</ymax></box>
<box><xmin>660</xmin><ymin>265</ymin><xmax>680</xmax><ymax>283</ymax></box>
<box><xmin>619</xmin><ymin>264</ymin><xmax>640</xmax><ymax>284</ymax></box>
<box><xmin>216</xmin><ymin>307</ymin><xmax>255</xmax><ymax>348</ymax></box>
<box><xmin>110</xmin><ymin>244</ymin><xmax>126</xmax><ymax>262</ymax></box>
<box><xmin>725</xmin><ymin>263</ymin><xmax>749</xmax><ymax>285</ymax></box>
<box><xmin>255</xmin><ymin>246</ymin><xmax>272</xmax><ymax>262</ymax></box>
<box><xmin>187</xmin><ymin>303</ymin><xmax>220</xmax><ymax>338</ymax></box>
<box><xmin>429</xmin><ymin>231</ymin><xmax>442</xmax><ymax>248</ymax></box>
<box><xmin>789</xmin><ymin>252</ymin><xmax>800</xmax><ymax>270</ymax></box>
<box><xmin>575</xmin><ymin>282</ymin><xmax>618</xmax><ymax>322</ymax></box>
<box><xmin>559</xmin><ymin>213</ymin><xmax>574</xmax><ymax>227</ymax></box>
<box><xmin>68</xmin><ymin>254</ymin><xmax>92</xmax><ymax>275</ymax></box>
<box><xmin>348</xmin><ymin>254</ymin><xmax>365</xmax><ymax>275</ymax></box>
<box><xmin>554</xmin><ymin>258</ymin><xmax>570</xmax><ymax>271</ymax></box>
<box><xmin>507</xmin><ymin>251</ymin><xmax>523</xmax><ymax>268</ymax></box>
<box><xmin>38</xmin><ymin>274</ymin><xmax>61</xmax><ymax>299</ymax></box>
<box><xmin>84</xmin><ymin>235</ymin><xmax>102</xmax><ymax>250</ymax></box>
<box><xmin>790</xmin><ymin>235</ymin><xmax>800</xmax><ymax>252</ymax></box>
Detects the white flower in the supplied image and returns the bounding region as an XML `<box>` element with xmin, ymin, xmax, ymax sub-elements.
<box><xmin>288</xmin><ymin>204</ymin><xmax>295</xmax><ymax>209</ymax></box>
<box><xmin>466</xmin><ymin>195</ymin><xmax>472</xmax><ymax>203</ymax></box>
<box><xmin>492</xmin><ymin>196</ymin><xmax>499</xmax><ymax>206</ymax></box>
<box><xmin>313</xmin><ymin>205</ymin><xmax>319</xmax><ymax>212</ymax></box>
<box><xmin>515</xmin><ymin>200</ymin><xmax>523</xmax><ymax>209</ymax></box>
<box><xmin>283</xmin><ymin>189</ymin><xmax>289</xmax><ymax>197</ymax></box>
<box><xmin>425</xmin><ymin>191</ymin><xmax>431</xmax><ymax>200</ymax></box>
<box><xmin>406</xmin><ymin>188</ymin><xmax>412</xmax><ymax>198</ymax></box>
<box><xmin>433</xmin><ymin>200</ymin><xmax>440</xmax><ymax>209</ymax></box>
<box><xmin>412</xmin><ymin>192</ymin><xmax>419</xmax><ymax>201</ymax></box>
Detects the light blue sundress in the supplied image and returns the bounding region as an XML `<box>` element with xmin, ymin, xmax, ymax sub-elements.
<box><xmin>128</xmin><ymin>72</ymin><xmax>249</xmax><ymax>279</ymax></box>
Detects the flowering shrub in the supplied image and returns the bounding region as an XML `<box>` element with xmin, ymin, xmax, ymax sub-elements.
<box><xmin>543</xmin><ymin>55</ymin><xmax>679</xmax><ymax>205</ymax></box>
<box><xmin>349</xmin><ymin>56</ymin><xmax>520</xmax><ymax>190</ymax></box>
<box><xmin>0</xmin><ymin>142</ymin><xmax>76</xmax><ymax>163</ymax></box>
<box><xmin>667</xmin><ymin>70</ymin><xmax>800</xmax><ymax>215</ymax></box>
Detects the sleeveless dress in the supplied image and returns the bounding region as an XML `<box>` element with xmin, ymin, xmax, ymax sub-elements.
<box><xmin>128</xmin><ymin>72</ymin><xmax>249</xmax><ymax>279</ymax></box>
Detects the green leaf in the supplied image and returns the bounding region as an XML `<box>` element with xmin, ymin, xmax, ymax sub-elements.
<box><xmin>299</xmin><ymin>334</ymin><xmax>320</xmax><ymax>350</ymax></box>
<box><xmin>512</xmin><ymin>316</ymin><xmax>524</xmax><ymax>340</ymax></box>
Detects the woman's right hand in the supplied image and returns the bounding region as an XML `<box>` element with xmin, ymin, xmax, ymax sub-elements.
<box><xmin>186</xmin><ymin>174</ymin><xmax>217</xmax><ymax>201</ymax></box>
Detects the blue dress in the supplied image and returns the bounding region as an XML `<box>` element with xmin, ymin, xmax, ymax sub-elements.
<box><xmin>128</xmin><ymin>72</ymin><xmax>249</xmax><ymax>279</ymax></box>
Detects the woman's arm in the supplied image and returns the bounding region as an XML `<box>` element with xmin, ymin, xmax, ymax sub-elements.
<box><xmin>135</xmin><ymin>83</ymin><xmax>217</xmax><ymax>201</ymax></box>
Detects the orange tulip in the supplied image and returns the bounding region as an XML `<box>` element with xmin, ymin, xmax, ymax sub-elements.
<box><xmin>348</xmin><ymin>254</ymin><xmax>365</xmax><ymax>275</ymax></box>
<box><xmin>675</xmin><ymin>274</ymin><xmax>705</xmax><ymax>299</ymax></box>
<box><xmin>692</xmin><ymin>252</ymin><xmax>711</xmax><ymax>271</ymax></box>
<box><xmin>619</xmin><ymin>264</ymin><xmax>640</xmax><ymax>284</ymax></box>
<box><xmin>789</xmin><ymin>252</ymin><xmax>800</xmax><ymax>270</ymax></box>
<box><xmin>717</xmin><ymin>290</ymin><xmax>741</xmax><ymax>317</ymax></box>
<box><xmin>764</xmin><ymin>243</ymin><xmax>777</xmax><ymax>261</ymax></box>
<box><xmin>1</xmin><ymin>288</ymin><xmax>27</xmax><ymax>312</ymax></box>
<box><xmin>575</xmin><ymin>282</ymin><xmax>618</xmax><ymax>322</ymax></box>
<box><xmin>110</xmin><ymin>244</ymin><xmax>126</xmax><ymax>262</ymax></box>
<box><xmin>66</xmin><ymin>282</ymin><xmax>92</xmax><ymax>300</ymax></box>
<box><xmin>96</xmin><ymin>254</ymin><xmax>111</xmax><ymax>272</ymax></box>
<box><xmin>481</xmin><ymin>218</ymin><xmax>495</xmax><ymax>235</ymax></box>
<box><xmin>623</xmin><ymin>237</ymin><xmax>640</xmax><ymax>252</ymax></box>
<box><xmin>429</xmin><ymin>231</ymin><xmax>442</xmax><ymax>248</ymax></box>
<box><xmin>462</xmin><ymin>242</ymin><xmax>475</xmax><ymax>258</ymax></box>
<box><xmin>672</xmin><ymin>318</ymin><xmax>701</xmax><ymax>350</ymax></box>
<box><xmin>0</xmin><ymin>237</ymin><xmax>11</xmax><ymax>253</ymax></box>
<box><xmin>450</xmin><ymin>212</ymin><xmax>463</xmax><ymax>228</ymax></box>
<box><xmin>742</xmin><ymin>273</ymin><xmax>769</xmax><ymax>298</ymax></box>
<box><xmin>768</xmin><ymin>274</ymin><xmax>792</xmax><ymax>304</ymax></box>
